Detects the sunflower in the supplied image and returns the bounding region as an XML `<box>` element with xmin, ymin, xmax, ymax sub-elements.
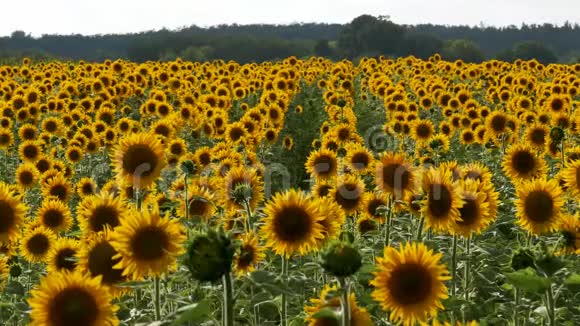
<box><xmin>306</xmin><ymin>148</ymin><xmax>338</xmax><ymax>179</ymax></box>
<box><xmin>376</xmin><ymin>152</ymin><xmax>417</xmax><ymax>200</ymax></box>
<box><xmin>515</xmin><ymin>179</ymin><xmax>564</xmax><ymax>235</ymax></box>
<box><xmin>27</xmin><ymin>271</ymin><xmax>119</xmax><ymax>326</ymax></box>
<box><xmin>460</xmin><ymin>129</ymin><xmax>476</xmax><ymax>145</ymax></box>
<box><xmin>78</xmin><ymin>231</ymin><xmax>128</xmax><ymax>297</ymax></box>
<box><xmin>223</xmin><ymin>166</ymin><xmax>264</xmax><ymax>211</ymax></box>
<box><xmin>526</xmin><ymin>123</ymin><xmax>549</xmax><ymax>149</ymax></box>
<box><xmin>486</xmin><ymin>111</ymin><xmax>509</xmax><ymax>139</ymax></box>
<box><xmin>261</xmin><ymin>189</ymin><xmax>324</xmax><ymax>257</ymax></box>
<box><xmin>77</xmin><ymin>193</ymin><xmax>128</xmax><ymax>236</ymax></box>
<box><xmin>77</xmin><ymin>177</ymin><xmax>98</xmax><ymax>198</ymax></box>
<box><xmin>461</xmin><ymin>162</ymin><xmax>492</xmax><ymax>185</ymax></box>
<box><xmin>371</xmin><ymin>242</ymin><xmax>450</xmax><ymax>326</ymax></box>
<box><xmin>562</xmin><ymin>160</ymin><xmax>580</xmax><ymax>198</ymax></box>
<box><xmin>167</xmin><ymin>138</ymin><xmax>187</xmax><ymax>157</ymax></box>
<box><xmin>361</xmin><ymin>191</ymin><xmax>389</xmax><ymax>223</ymax></box>
<box><xmin>421</xmin><ymin>168</ymin><xmax>463</xmax><ymax>233</ymax></box>
<box><xmin>111</xmin><ymin>132</ymin><xmax>166</xmax><ymax>189</ymax></box>
<box><xmin>411</xmin><ymin>120</ymin><xmax>435</xmax><ymax>144</ymax></box>
<box><xmin>0</xmin><ymin>129</ymin><xmax>13</xmax><ymax>149</ymax></box>
<box><xmin>452</xmin><ymin>180</ymin><xmax>492</xmax><ymax>236</ymax></box>
<box><xmin>37</xmin><ymin>199</ymin><xmax>72</xmax><ymax>233</ymax></box>
<box><xmin>345</xmin><ymin>144</ymin><xmax>375</xmax><ymax>174</ymax></box>
<box><xmin>558</xmin><ymin>213</ymin><xmax>580</xmax><ymax>255</ymax></box>
<box><xmin>65</xmin><ymin>146</ymin><xmax>84</xmax><ymax>164</ymax></box>
<box><xmin>18</xmin><ymin>140</ymin><xmax>42</xmax><ymax>162</ymax></box>
<box><xmin>315</xmin><ymin>196</ymin><xmax>346</xmax><ymax>246</ymax></box>
<box><xmin>42</xmin><ymin>174</ymin><xmax>71</xmax><ymax>202</ymax></box>
<box><xmin>330</xmin><ymin>175</ymin><xmax>365</xmax><ymax>215</ymax></box>
<box><xmin>0</xmin><ymin>183</ymin><xmax>27</xmax><ymax>244</ymax></box>
<box><xmin>110</xmin><ymin>205</ymin><xmax>186</xmax><ymax>279</ymax></box>
<box><xmin>46</xmin><ymin>237</ymin><xmax>80</xmax><ymax>273</ymax></box>
<box><xmin>42</xmin><ymin>116</ymin><xmax>62</xmax><ymax>135</ymax></box>
<box><xmin>15</xmin><ymin>163</ymin><xmax>39</xmax><ymax>190</ymax></box>
<box><xmin>18</xmin><ymin>123</ymin><xmax>38</xmax><ymax>141</ymax></box>
<box><xmin>179</xmin><ymin>185</ymin><xmax>216</xmax><ymax>221</ymax></box>
<box><xmin>234</xmin><ymin>231</ymin><xmax>265</xmax><ymax>276</ymax></box>
<box><xmin>304</xmin><ymin>284</ymin><xmax>374</xmax><ymax>326</ymax></box>
<box><xmin>19</xmin><ymin>226</ymin><xmax>57</xmax><ymax>263</ymax></box>
<box><xmin>502</xmin><ymin>143</ymin><xmax>547</xmax><ymax>182</ymax></box>
<box><xmin>0</xmin><ymin>256</ymin><xmax>8</xmax><ymax>290</ymax></box>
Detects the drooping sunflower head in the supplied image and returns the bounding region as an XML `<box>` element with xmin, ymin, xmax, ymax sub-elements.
<box><xmin>78</xmin><ymin>230</ymin><xmax>128</xmax><ymax>297</ymax></box>
<box><xmin>46</xmin><ymin>237</ymin><xmax>80</xmax><ymax>274</ymax></box>
<box><xmin>306</xmin><ymin>148</ymin><xmax>338</xmax><ymax>179</ymax></box>
<box><xmin>27</xmin><ymin>271</ymin><xmax>119</xmax><ymax>326</ymax></box>
<box><xmin>371</xmin><ymin>242</ymin><xmax>450</xmax><ymax>326</ymax></box>
<box><xmin>515</xmin><ymin>178</ymin><xmax>564</xmax><ymax>235</ymax></box>
<box><xmin>502</xmin><ymin>143</ymin><xmax>547</xmax><ymax>183</ymax></box>
<box><xmin>0</xmin><ymin>183</ymin><xmax>27</xmax><ymax>244</ymax></box>
<box><xmin>261</xmin><ymin>189</ymin><xmax>324</xmax><ymax>257</ymax></box>
<box><xmin>111</xmin><ymin>132</ymin><xmax>166</xmax><ymax>189</ymax></box>
<box><xmin>223</xmin><ymin>166</ymin><xmax>264</xmax><ymax>211</ymax></box>
<box><xmin>179</xmin><ymin>185</ymin><xmax>216</xmax><ymax>222</ymax></box>
<box><xmin>37</xmin><ymin>199</ymin><xmax>72</xmax><ymax>233</ymax></box>
<box><xmin>421</xmin><ymin>167</ymin><xmax>463</xmax><ymax>233</ymax></box>
<box><xmin>376</xmin><ymin>152</ymin><xmax>417</xmax><ymax>200</ymax></box>
<box><xmin>110</xmin><ymin>206</ymin><xmax>186</xmax><ymax>279</ymax></box>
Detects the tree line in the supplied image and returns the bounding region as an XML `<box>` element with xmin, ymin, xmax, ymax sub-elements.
<box><xmin>1</xmin><ymin>15</ymin><xmax>580</xmax><ymax>64</ymax></box>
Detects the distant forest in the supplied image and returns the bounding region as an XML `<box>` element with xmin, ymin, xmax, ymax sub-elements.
<box><xmin>2</xmin><ymin>14</ymin><xmax>580</xmax><ymax>64</ymax></box>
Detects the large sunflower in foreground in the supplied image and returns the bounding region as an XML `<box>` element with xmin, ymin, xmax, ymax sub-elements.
<box><xmin>371</xmin><ymin>242</ymin><xmax>450</xmax><ymax>326</ymax></box>
<box><xmin>421</xmin><ymin>168</ymin><xmax>463</xmax><ymax>233</ymax></box>
<box><xmin>110</xmin><ymin>206</ymin><xmax>186</xmax><ymax>279</ymax></box>
<box><xmin>562</xmin><ymin>159</ymin><xmax>580</xmax><ymax>199</ymax></box>
<box><xmin>515</xmin><ymin>179</ymin><xmax>564</xmax><ymax>235</ymax></box>
<box><xmin>0</xmin><ymin>183</ymin><xmax>26</xmax><ymax>244</ymax></box>
<box><xmin>304</xmin><ymin>284</ymin><xmax>373</xmax><ymax>326</ymax></box>
<box><xmin>27</xmin><ymin>271</ymin><xmax>119</xmax><ymax>326</ymax></box>
<box><xmin>261</xmin><ymin>189</ymin><xmax>324</xmax><ymax>257</ymax></box>
<box><xmin>111</xmin><ymin>132</ymin><xmax>166</xmax><ymax>189</ymax></box>
<box><xmin>502</xmin><ymin>143</ymin><xmax>546</xmax><ymax>183</ymax></box>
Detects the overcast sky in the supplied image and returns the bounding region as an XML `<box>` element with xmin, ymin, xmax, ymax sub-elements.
<box><xmin>2</xmin><ymin>0</ymin><xmax>580</xmax><ymax>37</ymax></box>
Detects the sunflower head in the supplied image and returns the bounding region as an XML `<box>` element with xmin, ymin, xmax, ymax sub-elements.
<box><xmin>320</xmin><ymin>241</ymin><xmax>362</xmax><ymax>278</ymax></box>
<box><xmin>515</xmin><ymin>178</ymin><xmax>564</xmax><ymax>235</ymax></box>
<box><xmin>234</xmin><ymin>231</ymin><xmax>265</xmax><ymax>277</ymax></box>
<box><xmin>185</xmin><ymin>228</ymin><xmax>236</xmax><ymax>283</ymax></box>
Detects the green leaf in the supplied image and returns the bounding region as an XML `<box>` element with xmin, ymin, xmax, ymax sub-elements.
<box><xmin>504</xmin><ymin>267</ymin><xmax>551</xmax><ymax>293</ymax></box>
<box><xmin>251</xmin><ymin>270</ymin><xmax>277</xmax><ymax>284</ymax></box>
<box><xmin>117</xmin><ymin>280</ymin><xmax>151</xmax><ymax>289</ymax></box>
<box><xmin>171</xmin><ymin>301</ymin><xmax>210</xmax><ymax>325</ymax></box>
<box><xmin>5</xmin><ymin>280</ymin><xmax>25</xmax><ymax>296</ymax></box>
<box><xmin>311</xmin><ymin>307</ymin><xmax>339</xmax><ymax>320</ymax></box>
<box><xmin>564</xmin><ymin>273</ymin><xmax>580</xmax><ymax>288</ymax></box>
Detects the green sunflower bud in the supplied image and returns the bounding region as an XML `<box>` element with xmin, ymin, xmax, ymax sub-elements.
<box><xmin>230</xmin><ymin>183</ymin><xmax>253</xmax><ymax>206</ymax></box>
<box><xmin>180</xmin><ymin>160</ymin><xmax>197</xmax><ymax>175</ymax></box>
<box><xmin>185</xmin><ymin>229</ymin><xmax>236</xmax><ymax>283</ymax></box>
<box><xmin>549</xmin><ymin>127</ymin><xmax>565</xmax><ymax>143</ymax></box>
<box><xmin>511</xmin><ymin>248</ymin><xmax>535</xmax><ymax>271</ymax></box>
<box><xmin>321</xmin><ymin>241</ymin><xmax>362</xmax><ymax>278</ymax></box>
<box><xmin>9</xmin><ymin>263</ymin><xmax>22</xmax><ymax>278</ymax></box>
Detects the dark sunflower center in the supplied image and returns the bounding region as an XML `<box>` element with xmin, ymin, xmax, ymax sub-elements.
<box><xmin>367</xmin><ymin>199</ymin><xmax>386</xmax><ymax>218</ymax></box>
<box><xmin>68</xmin><ymin>149</ymin><xmax>81</xmax><ymax>161</ymax></box>
<box><xmin>26</xmin><ymin>234</ymin><xmax>50</xmax><ymax>255</ymax></box>
<box><xmin>229</xmin><ymin>127</ymin><xmax>244</xmax><ymax>142</ymax></box>
<box><xmin>316</xmin><ymin>185</ymin><xmax>332</xmax><ymax>197</ymax></box>
<box><xmin>428</xmin><ymin>184</ymin><xmax>452</xmax><ymax>218</ymax></box>
<box><xmin>381</xmin><ymin>163</ymin><xmax>410</xmax><ymax>193</ymax></box>
<box><xmin>334</xmin><ymin>183</ymin><xmax>362</xmax><ymax>210</ymax></box>
<box><xmin>188</xmin><ymin>198</ymin><xmax>210</xmax><ymax>217</ymax></box>
<box><xmin>524</xmin><ymin>190</ymin><xmax>554</xmax><ymax>223</ymax></box>
<box><xmin>45</xmin><ymin>121</ymin><xmax>57</xmax><ymax>132</ymax></box>
<box><xmin>313</xmin><ymin>155</ymin><xmax>336</xmax><ymax>176</ymax></box>
<box><xmin>18</xmin><ymin>171</ymin><xmax>34</xmax><ymax>185</ymax></box>
<box><xmin>90</xmin><ymin>205</ymin><xmax>120</xmax><ymax>232</ymax></box>
<box><xmin>43</xmin><ymin>209</ymin><xmax>64</xmax><ymax>228</ymax></box>
<box><xmin>273</xmin><ymin>205</ymin><xmax>313</xmax><ymax>243</ymax></box>
<box><xmin>170</xmin><ymin>144</ymin><xmax>183</xmax><ymax>155</ymax></box>
<box><xmin>198</xmin><ymin>152</ymin><xmax>211</xmax><ymax>166</ymax></box>
<box><xmin>130</xmin><ymin>226</ymin><xmax>169</xmax><ymax>261</ymax></box>
<box><xmin>457</xmin><ymin>197</ymin><xmax>479</xmax><ymax>226</ymax></box>
<box><xmin>464</xmin><ymin>171</ymin><xmax>482</xmax><ymax>181</ymax></box>
<box><xmin>237</xmin><ymin>245</ymin><xmax>255</xmax><ymax>268</ymax></box>
<box><xmin>56</xmin><ymin>248</ymin><xmax>77</xmax><ymax>271</ymax></box>
<box><xmin>351</xmin><ymin>152</ymin><xmax>369</xmax><ymax>169</ymax></box>
<box><xmin>0</xmin><ymin>200</ymin><xmax>15</xmax><ymax>233</ymax></box>
<box><xmin>358</xmin><ymin>219</ymin><xmax>377</xmax><ymax>234</ymax></box>
<box><xmin>314</xmin><ymin>316</ymin><xmax>340</xmax><ymax>326</ymax></box>
<box><xmin>511</xmin><ymin>151</ymin><xmax>535</xmax><ymax>175</ymax></box>
<box><xmin>530</xmin><ymin>129</ymin><xmax>546</xmax><ymax>145</ymax></box>
<box><xmin>81</xmin><ymin>183</ymin><xmax>94</xmax><ymax>195</ymax></box>
<box><xmin>121</xmin><ymin>144</ymin><xmax>158</xmax><ymax>177</ymax></box>
<box><xmin>50</xmin><ymin>184</ymin><xmax>68</xmax><ymax>201</ymax></box>
<box><xmin>462</xmin><ymin>132</ymin><xmax>474</xmax><ymax>142</ymax></box>
<box><xmin>387</xmin><ymin>263</ymin><xmax>433</xmax><ymax>305</ymax></box>
<box><xmin>0</xmin><ymin>134</ymin><xmax>10</xmax><ymax>145</ymax></box>
<box><xmin>575</xmin><ymin>167</ymin><xmax>580</xmax><ymax>190</ymax></box>
<box><xmin>416</xmin><ymin>124</ymin><xmax>432</xmax><ymax>138</ymax></box>
<box><xmin>551</xmin><ymin>99</ymin><xmax>563</xmax><ymax>111</ymax></box>
<box><xmin>23</xmin><ymin>145</ymin><xmax>39</xmax><ymax>159</ymax></box>
<box><xmin>49</xmin><ymin>287</ymin><xmax>99</xmax><ymax>326</ymax></box>
<box><xmin>491</xmin><ymin>115</ymin><xmax>506</xmax><ymax>132</ymax></box>
<box><xmin>88</xmin><ymin>241</ymin><xmax>125</xmax><ymax>284</ymax></box>
<box><xmin>337</xmin><ymin>128</ymin><xmax>350</xmax><ymax>141</ymax></box>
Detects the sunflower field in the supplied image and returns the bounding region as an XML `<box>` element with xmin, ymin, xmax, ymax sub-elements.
<box><xmin>0</xmin><ymin>55</ymin><xmax>578</xmax><ymax>326</ymax></box>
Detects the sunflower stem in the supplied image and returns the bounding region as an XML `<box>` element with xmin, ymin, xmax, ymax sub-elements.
<box><xmin>451</xmin><ymin>234</ymin><xmax>458</xmax><ymax>296</ymax></box>
<box><xmin>154</xmin><ymin>276</ymin><xmax>161</xmax><ymax>320</ymax></box>
<box><xmin>281</xmin><ymin>256</ymin><xmax>289</xmax><ymax>326</ymax></box>
<box><xmin>513</xmin><ymin>288</ymin><xmax>520</xmax><ymax>326</ymax></box>
<box><xmin>546</xmin><ymin>284</ymin><xmax>555</xmax><ymax>326</ymax></box>
<box><xmin>416</xmin><ymin>216</ymin><xmax>424</xmax><ymax>241</ymax></box>
<box><xmin>384</xmin><ymin>198</ymin><xmax>393</xmax><ymax>247</ymax></box>
<box><xmin>339</xmin><ymin>278</ymin><xmax>351</xmax><ymax>326</ymax></box>
<box><xmin>464</xmin><ymin>236</ymin><xmax>471</xmax><ymax>301</ymax></box>
<box><xmin>223</xmin><ymin>272</ymin><xmax>234</xmax><ymax>326</ymax></box>
<box><xmin>244</xmin><ymin>199</ymin><xmax>253</xmax><ymax>233</ymax></box>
